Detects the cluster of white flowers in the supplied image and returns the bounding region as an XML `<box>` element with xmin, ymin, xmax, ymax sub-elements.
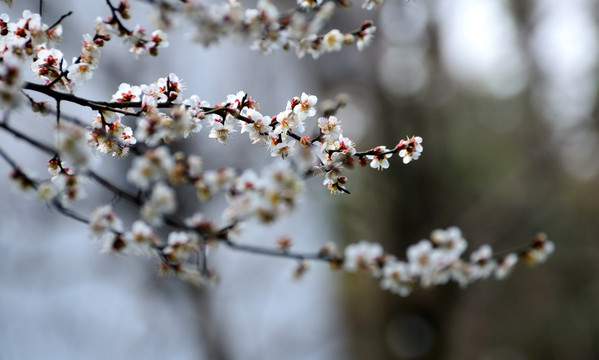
<box><xmin>140</xmin><ymin>182</ymin><xmax>177</xmax><ymax>226</ymax></box>
<box><xmin>123</xmin><ymin>220</ymin><xmax>159</xmax><ymax>256</ymax></box>
<box><xmin>0</xmin><ymin>2</ymin><xmax>555</xmax><ymax>293</ymax></box>
<box><xmin>101</xmin><ymin>1</ymin><xmax>168</xmax><ymax>58</ymax></box>
<box><xmin>0</xmin><ymin>5</ymin><xmax>168</xmax><ymax>102</ymax></box>
<box><xmin>222</xmin><ymin>161</ymin><xmax>304</xmax><ymax>223</ymax></box>
<box><xmin>89</xmin><ymin>204</ymin><xmax>123</xmax><ymax>238</ymax></box>
<box><xmin>343</xmin><ymin>227</ymin><xmax>555</xmax><ymax>297</ymax></box>
<box><xmin>44</xmin><ymin>157</ymin><xmax>87</xmax><ymax>204</ymax></box>
<box><xmin>88</xmin><ymin>114</ymin><xmax>137</xmax><ymax>157</ymax></box>
<box><xmin>163</xmin><ymin>231</ymin><xmax>199</xmax><ymax>263</ymax></box>
<box><xmin>82</xmin><ymin>74</ymin><xmax>420</xmax><ymax>196</ymax></box>
<box><xmin>364</xmin><ymin>136</ymin><xmax>423</xmax><ymax>170</ymax></box>
<box><xmin>0</xmin><ymin>9</ymin><xmax>111</xmax><ymax>99</ymax></box>
<box><xmin>0</xmin><ymin>0</ymin><xmax>379</xmax><ymax>107</ymax></box>
<box><xmin>397</xmin><ymin>136</ymin><xmax>423</xmax><ymax>164</ymax></box>
<box><xmin>0</xmin><ymin>11</ymin><xmax>58</xmax><ymax>107</ymax></box>
<box><xmin>145</xmin><ymin>0</ymin><xmax>377</xmax><ymax>58</ymax></box>
<box><xmin>126</xmin><ymin>147</ymin><xmax>304</xmax><ymax>225</ymax></box>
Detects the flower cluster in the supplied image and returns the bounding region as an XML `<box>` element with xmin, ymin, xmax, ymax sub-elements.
<box><xmin>0</xmin><ymin>10</ymin><xmax>63</xmax><ymax>107</ymax></box>
<box><xmin>0</xmin><ymin>9</ymin><xmax>108</xmax><ymax>95</ymax></box>
<box><xmin>124</xmin><ymin>220</ymin><xmax>159</xmax><ymax>256</ymax></box>
<box><xmin>102</xmin><ymin>0</ymin><xmax>168</xmax><ymax>57</ymax></box>
<box><xmin>397</xmin><ymin>136</ymin><xmax>423</xmax><ymax>164</ymax></box>
<box><xmin>89</xmin><ymin>204</ymin><xmax>123</xmax><ymax>238</ymax></box>
<box><xmin>140</xmin><ymin>182</ymin><xmax>177</xmax><ymax>226</ymax></box>
<box><xmin>222</xmin><ymin>161</ymin><xmax>304</xmax><ymax>223</ymax></box>
<box><xmin>343</xmin><ymin>227</ymin><xmax>555</xmax><ymax>297</ymax></box>
<box><xmin>86</xmin><ymin>203</ymin><xmax>161</xmax><ymax>256</ymax></box>
<box><xmin>144</xmin><ymin>0</ymin><xmax>377</xmax><ymax>58</ymax></box>
<box><xmin>126</xmin><ymin>145</ymin><xmax>304</xmax><ymax>226</ymax></box>
<box><xmin>0</xmin><ymin>5</ymin><xmax>167</xmax><ymax>99</ymax></box>
<box><xmin>85</xmin><ymin>74</ymin><xmax>420</xmax><ymax>194</ymax></box>
<box><xmin>0</xmin><ymin>0</ymin><xmax>384</xmax><ymax>108</ymax></box>
<box><xmin>0</xmin><ymin>1</ymin><xmax>555</xmax><ymax>295</ymax></box>
<box><xmin>88</xmin><ymin>113</ymin><xmax>137</xmax><ymax>157</ymax></box>
<box><xmin>46</xmin><ymin>157</ymin><xmax>87</xmax><ymax>203</ymax></box>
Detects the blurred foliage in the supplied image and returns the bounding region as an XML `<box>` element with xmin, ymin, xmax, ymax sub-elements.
<box><xmin>320</xmin><ymin>1</ymin><xmax>599</xmax><ymax>359</ymax></box>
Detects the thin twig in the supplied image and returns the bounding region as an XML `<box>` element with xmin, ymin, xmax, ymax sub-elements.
<box><xmin>218</xmin><ymin>237</ymin><xmax>334</xmax><ymax>264</ymax></box>
<box><xmin>47</xmin><ymin>11</ymin><xmax>73</xmax><ymax>31</ymax></box>
<box><xmin>51</xmin><ymin>198</ymin><xmax>91</xmax><ymax>225</ymax></box>
<box><xmin>0</xmin><ymin>145</ymin><xmax>19</xmax><ymax>170</ymax></box>
<box><xmin>105</xmin><ymin>0</ymin><xmax>133</xmax><ymax>35</ymax></box>
<box><xmin>0</xmin><ymin>121</ymin><xmax>55</xmax><ymax>154</ymax></box>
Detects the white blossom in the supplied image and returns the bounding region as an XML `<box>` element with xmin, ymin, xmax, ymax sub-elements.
<box><xmin>344</xmin><ymin>241</ymin><xmax>384</xmax><ymax>273</ymax></box>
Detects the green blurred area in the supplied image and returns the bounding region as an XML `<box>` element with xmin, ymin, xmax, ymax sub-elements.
<box><xmin>320</xmin><ymin>1</ymin><xmax>599</xmax><ymax>359</ymax></box>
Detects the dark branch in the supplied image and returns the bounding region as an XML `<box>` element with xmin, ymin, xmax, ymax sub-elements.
<box><xmin>218</xmin><ymin>237</ymin><xmax>336</xmax><ymax>264</ymax></box>
<box><xmin>48</xmin><ymin>11</ymin><xmax>73</xmax><ymax>31</ymax></box>
<box><xmin>23</xmin><ymin>82</ymin><xmax>139</xmax><ymax>115</ymax></box>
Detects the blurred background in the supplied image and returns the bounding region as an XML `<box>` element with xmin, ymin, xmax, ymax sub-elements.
<box><xmin>0</xmin><ymin>0</ymin><xmax>598</xmax><ymax>359</ymax></box>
